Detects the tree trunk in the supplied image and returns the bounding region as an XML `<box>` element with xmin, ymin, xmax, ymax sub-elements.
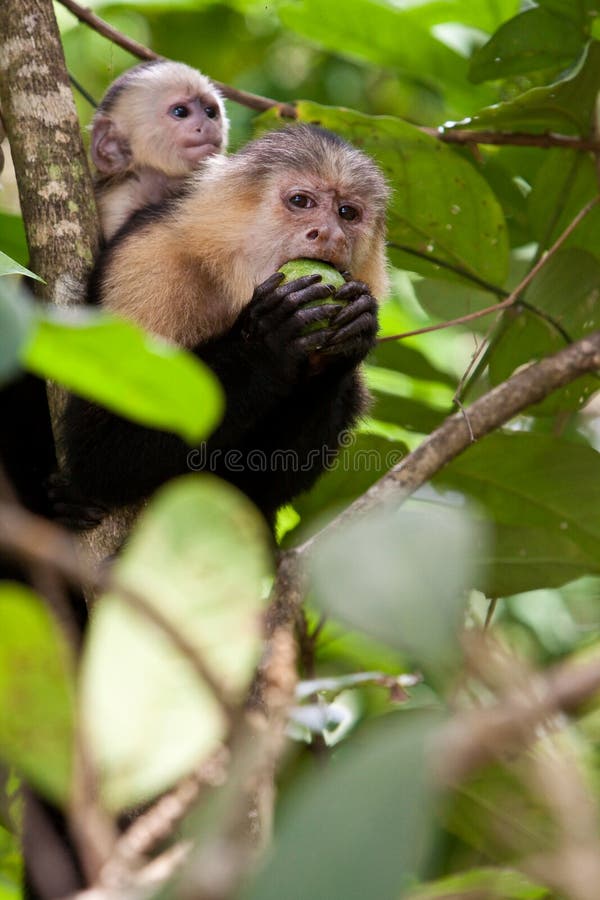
<box><xmin>0</xmin><ymin>0</ymin><xmax>99</xmax><ymax>302</ymax></box>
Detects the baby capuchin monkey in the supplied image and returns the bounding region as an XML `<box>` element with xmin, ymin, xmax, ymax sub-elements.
<box><xmin>61</xmin><ymin>125</ymin><xmax>389</xmax><ymax>525</ymax></box>
<box><xmin>92</xmin><ymin>60</ymin><xmax>229</xmax><ymax>240</ymax></box>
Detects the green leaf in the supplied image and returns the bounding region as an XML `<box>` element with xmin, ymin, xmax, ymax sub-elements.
<box><xmin>242</xmin><ymin>711</ymin><xmax>442</xmax><ymax>900</ymax></box>
<box><xmin>401</xmin><ymin>0</ymin><xmax>520</xmax><ymax>33</ymax></box>
<box><xmin>0</xmin><ymin>251</ymin><xmax>43</xmax><ymax>283</ymax></box>
<box><xmin>0</xmin><ymin>216</ymin><xmax>28</xmax><ymax>269</ymax></box>
<box><xmin>288</xmin><ymin>101</ymin><xmax>510</xmax><ymax>287</ymax></box>
<box><xmin>81</xmin><ymin>476</ymin><xmax>271</xmax><ymax>811</ymax></box>
<box><xmin>434</xmin><ymin>432</ymin><xmax>600</xmax><ymax>594</ymax></box>
<box><xmin>0</xmin><ymin>281</ymin><xmax>35</xmax><ymax>385</ymax></box>
<box><xmin>537</xmin><ymin>0</ymin><xmax>599</xmax><ymax>27</ymax></box>
<box><xmin>462</xmin><ymin>40</ymin><xmax>600</xmax><ymax>133</ymax></box>
<box><xmin>369</xmin><ymin>341</ymin><xmax>456</xmax><ymax>388</ymax></box>
<box><xmin>528</xmin><ymin>151</ymin><xmax>600</xmax><ymax>263</ymax></box>
<box><xmin>0</xmin><ymin>585</ymin><xmax>74</xmax><ymax>805</ymax></box>
<box><xmin>310</xmin><ymin>502</ymin><xmax>482</xmax><ymax>676</ymax></box>
<box><xmin>488</xmin><ymin>249</ymin><xmax>600</xmax><ymax>415</ymax></box>
<box><xmin>278</xmin><ymin>0</ymin><xmax>466</xmax><ymax>88</ymax></box>
<box><xmin>407</xmin><ymin>866</ymin><xmax>550</xmax><ymax>899</ymax></box>
<box><xmin>22</xmin><ymin>311</ymin><xmax>223</xmax><ymax>444</ymax></box>
<box><xmin>469</xmin><ymin>8</ymin><xmax>586</xmax><ymax>83</ymax></box>
<box><xmin>290</xmin><ymin>433</ymin><xmax>406</xmax><ymax>531</ymax></box>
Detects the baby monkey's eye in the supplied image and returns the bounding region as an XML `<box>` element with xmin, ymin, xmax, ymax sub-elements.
<box><xmin>204</xmin><ymin>105</ymin><xmax>219</xmax><ymax>119</ymax></box>
<box><xmin>289</xmin><ymin>193</ymin><xmax>314</xmax><ymax>209</ymax></box>
<box><xmin>339</xmin><ymin>204</ymin><xmax>359</xmax><ymax>221</ymax></box>
<box><xmin>170</xmin><ymin>104</ymin><xmax>190</xmax><ymax>119</ymax></box>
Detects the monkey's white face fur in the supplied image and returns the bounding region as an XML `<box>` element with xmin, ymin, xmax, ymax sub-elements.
<box><xmin>100</xmin><ymin>125</ymin><xmax>389</xmax><ymax>347</ymax></box>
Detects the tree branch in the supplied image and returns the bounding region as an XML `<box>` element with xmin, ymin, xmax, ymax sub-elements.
<box><xmin>55</xmin><ymin>0</ymin><xmax>600</xmax><ymax>153</ymax></box>
<box><xmin>55</xmin><ymin>0</ymin><xmax>297</xmax><ymax>118</ymax></box>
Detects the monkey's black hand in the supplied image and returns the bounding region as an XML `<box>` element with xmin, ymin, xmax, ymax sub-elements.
<box><xmin>239</xmin><ymin>273</ymin><xmax>342</xmax><ymax>378</ymax></box>
<box><xmin>319</xmin><ymin>280</ymin><xmax>378</xmax><ymax>367</ymax></box>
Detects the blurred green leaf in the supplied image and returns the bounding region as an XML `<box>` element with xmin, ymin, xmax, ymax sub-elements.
<box><xmin>469</xmin><ymin>8</ymin><xmax>586</xmax><ymax>83</ymax></box>
<box><xmin>435</xmin><ymin>433</ymin><xmax>600</xmax><ymax>593</ymax></box>
<box><xmin>242</xmin><ymin>711</ymin><xmax>443</xmax><ymax>900</ymax></box>
<box><xmin>0</xmin><ymin>585</ymin><xmax>74</xmax><ymax>805</ymax></box>
<box><xmin>0</xmin><ymin>216</ymin><xmax>28</xmax><ymax>268</ymax></box>
<box><xmin>407</xmin><ymin>866</ymin><xmax>550</xmax><ymax>899</ymax></box>
<box><xmin>0</xmin><ymin>251</ymin><xmax>43</xmax><ymax>283</ymax></box>
<box><xmin>0</xmin><ymin>281</ymin><xmax>35</xmax><ymax>385</ymax></box>
<box><xmin>290</xmin><ymin>433</ymin><xmax>406</xmax><ymax>531</ymax></box>
<box><xmin>279</xmin><ymin>0</ymin><xmax>467</xmax><ymax>87</ymax></box>
<box><xmin>287</xmin><ymin>101</ymin><xmax>510</xmax><ymax>286</ymax></box>
<box><xmin>536</xmin><ymin>0</ymin><xmax>599</xmax><ymax>26</ymax></box>
<box><xmin>402</xmin><ymin>0</ymin><xmax>520</xmax><ymax>33</ymax></box>
<box><xmin>81</xmin><ymin>476</ymin><xmax>271</xmax><ymax>811</ymax></box>
<box><xmin>22</xmin><ymin>311</ymin><xmax>223</xmax><ymax>443</ymax></box>
<box><xmin>462</xmin><ymin>40</ymin><xmax>600</xmax><ymax>132</ymax></box>
<box><xmin>369</xmin><ymin>341</ymin><xmax>456</xmax><ymax>387</ymax></box>
<box><xmin>0</xmin><ymin>824</ymin><xmax>21</xmax><ymax>900</ymax></box>
<box><xmin>310</xmin><ymin>502</ymin><xmax>481</xmax><ymax>676</ymax></box>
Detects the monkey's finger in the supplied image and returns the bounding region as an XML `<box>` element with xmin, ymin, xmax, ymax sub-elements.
<box><xmin>250</xmin><ymin>274</ymin><xmax>326</xmax><ymax>317</ymax></box>
<box><xmin>293</xmin><ymin>326</ymin><xmax>340</xmax><ymax>354</ymax></box>
<box><xmin>251</xmin><ymin>272</ymin><xmax>286</xmax><ymax>302</ymax></box>
<box><xmin>331</xmin><ymin>294</ymin><xmax>377</xmax><ymax>328</ymax></box>
<box><xmin>268</xmin><ymin>283</ymin><xmax>336</xmax><ymax>324</ymax></box>
<box><xmin>283</xmin><ymin>304</ymin><xmax>343</xmax><ymax>338</ymax></box>
<box><xmin>326</xmin><ymin>312</ymin><xmax>377</xmax><ymax>348</ymax></box>
<box><xmin>334</xmin><ymin>280</ymin><xmax>371</xmax><ymax>302</ymax></box>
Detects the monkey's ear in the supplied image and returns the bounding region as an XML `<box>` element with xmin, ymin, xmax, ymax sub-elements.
<box><xmin>91</xmin><ymin>115</ymin><xmax>132</xmax><ymax>175</ymax></box>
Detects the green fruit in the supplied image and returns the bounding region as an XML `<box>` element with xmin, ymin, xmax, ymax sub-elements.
<box><xmin>278</xmin><ymin>258</ymin><xmax>346</xmax><ymax>290</ymax></box>
<box><xmin>278</xmin><ymin>259</ymin><xmax>346</xmax><ymax>334</ymax></box>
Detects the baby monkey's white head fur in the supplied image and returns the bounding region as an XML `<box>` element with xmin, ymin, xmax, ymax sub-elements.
<box><xmin>92</xmin><ymin>60</ymin><xmax>229</xmax><ymax>239</ymax></box>
<box><xmin>101</xmin><ymin>125</ymin><xmax>389</xmax><ymax>346</ymax></box>
<box><xmin>92</xmin><ymin>60</ymin><xmax>228</xmax><ymax>177</ymax></box>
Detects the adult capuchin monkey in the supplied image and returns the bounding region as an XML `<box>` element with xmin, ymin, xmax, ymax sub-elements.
<box><xmin>92</xmin><ymin>60</ymin><xmax>229</xmax><ymax>241</ymax></box>
<box><xmin>59</xmin><ymin>125</ymin><xmax>389</xmax><ymax>527</ymax></box>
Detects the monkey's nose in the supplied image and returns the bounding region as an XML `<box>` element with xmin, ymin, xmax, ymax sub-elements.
<box><xmin>307</xmin><ymin>229</ymin><xmax>319</xmax><ymax>240</ymax></box>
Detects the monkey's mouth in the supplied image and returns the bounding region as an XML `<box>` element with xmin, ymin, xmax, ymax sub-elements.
<box><xmin>181</xmin><ymin>143</ymin><xmax>221</xmax><ymax>161</ymax></box>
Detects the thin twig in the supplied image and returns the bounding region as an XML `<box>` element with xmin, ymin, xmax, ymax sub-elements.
<box><xmin>380</xmin><ymin>195</ymin><xmax>600</xmax><ymax>343</ymax></box>
<box><xmin>56</xmin><ymin>0</ymin><xmax>600</xmax><ymax>153</ymax></box>
<box><xmin>421</xmin><ymin>126</ymin><xmax>600</xmax><ymax>153</ymax></box>
<box><xmin>56</xmin><ymin>0</ymin><xmax>296</xmax><ymax>117</ymax></box>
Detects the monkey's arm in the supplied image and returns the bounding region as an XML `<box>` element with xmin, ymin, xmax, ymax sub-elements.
<box><xmin>58</xmin><ymin>274</ymin><xmax>340</xmax><ymax>517</ymax></box>
<box><xmin>223</xmin><ymin>282</ymin><xmax>379</xmax><ymax>519</ymax></box>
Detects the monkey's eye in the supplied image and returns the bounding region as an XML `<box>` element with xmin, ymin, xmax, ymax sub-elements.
<box><xmin>204</xmin><ymin>105</ymin><xmax>219</xmax><ymax>119</ymax></box>
<box><xmin>288</xmin><ymin>193</ymin><xmax>315</xmax><ymax>209</ymax></box>
<box><xmin>339</xmin><ymin>204</ymin><xmax>359</xmax><ymax>221</ymax></box>
<box><xmin>170</xmin><ymin>104</ymin><xmax>190</xmax><ymax>119</ymax></box>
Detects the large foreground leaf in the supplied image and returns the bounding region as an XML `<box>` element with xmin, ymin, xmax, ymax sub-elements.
<box><xmin>0</xmin><ymin>585</ymin><xmax>74</xmax><ymax>805</ymax></box>
<box><xmin>23</xmin><ymin>310</ymin><xmax>223</xmax><ymax>444</ymax></box>
<box><xmin>81</xmin><ymin>477</ymin><xmax>271</xmax><ymax>811</ymax></box>
<box><xmin>310</xmin><ymin>502</ymin><xmax>481</xmax><ymax>677</ymax></box>
<box><xmin>242</xmin><ymin>711</ymin><xmax>443</xmax><ymax>900</ymax></box>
